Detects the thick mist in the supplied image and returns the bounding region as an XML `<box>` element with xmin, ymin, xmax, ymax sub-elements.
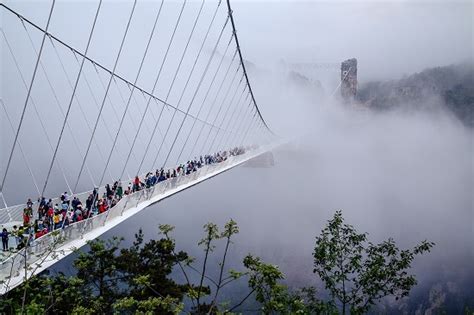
<box><xmin>77</xmin><ymin>68</ymin><xmax>473</xmax><ymax>312</ymax></box>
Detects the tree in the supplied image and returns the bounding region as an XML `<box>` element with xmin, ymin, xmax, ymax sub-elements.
<box><xmin>313</xmin><ymin>210</ymin><xmax>434</xmax><ymax>314</ymax></box>
<box><xmin>0</xmin><ymin>230</ymin><xmax>67</xmax><ymax>314</ymax></box>
<box><xmin>0</xmin><ymin>211</ymin><xmax>434</xmax><ymax>314</ymax></box>
<box><xmin>74</xmin><ymin>237</ymin><xmax>123</xmax><ymax>311</ymax></box>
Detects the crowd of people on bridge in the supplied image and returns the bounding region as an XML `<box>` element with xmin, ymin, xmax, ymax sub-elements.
<box><xmin>1</xmin><ymin>147</ymin><xmax>246</xmax><ymax>252</ymax></box>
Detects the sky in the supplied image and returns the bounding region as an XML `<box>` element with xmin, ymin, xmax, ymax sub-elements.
<box><xmin>230</xmin><ymin>0</ymin><xmax>473</xmax><ymax>82</ymax></box>
<box><xmin>3</xmin><ymin>0</ymin><xmax>473</xmax><ymax>80</ymax></box>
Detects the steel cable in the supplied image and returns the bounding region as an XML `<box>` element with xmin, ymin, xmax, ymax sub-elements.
<box><xmin>156</xmin><ymin>7</ymin><xmax>229</xmax><ymax>169</ymax></box>
<box><xmin>40</xmin><ymin>0</ymin><xmax>102</xmax><ymax>197</ymax></box>
<box><xmin>136</xmin><ymin>0</ymin><xmax>206</xmax><ymax>175</ymax></box>
<box><xmin>0</xmin><ymin>0</ymin><xmax>56</xmax><ymax>196</ymax></box>
<box><xmin>73</xmin><ymin>0</ymin><xmax>137</xmax><ymax>192</ymax></box>
<box><xmin>119</xmin><ymin>0</ymin><xmax>187</xmax><ymax>179</ymax></box>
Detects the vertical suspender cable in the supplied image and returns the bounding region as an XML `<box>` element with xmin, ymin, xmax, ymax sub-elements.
<box><xmin>99</xmin><ymin>0</ymin><xmax>164</xmax><ymax>185</ymax></box>
<box><xmin>41</xmin><ymin>0</ymin><xmax>102</xmax><ymax>197</ymax></box>
<box><xmin>207</xmin><ymin>73</ymin><xmax>245</xmax><ymax>153</ymax></box>
<box><xmin>230</xmin><ymin>97</ymin><xmax>253</xmax><ymax>145</ymax></box>
<box><xmin>73</xmin><ymin>0</ymin><xmax>137</xmax><ymax>193</ymax></box>
<box><xmin>188</xmin><ymin>48</ymin><xmax>238</xmax><ymax>159</ymax></box>
<box><xmin>175</xmin><ymin>33</ymin><xmax>233</xmax><ymax>164</ymax></box>
<box><xmin>119</xmin><ymin>0</ymin><xmax>187</xmax><ymax>180</ymax></box>
<box><xmin>66</xmin><ymin>51</ymin><xmax>128</xmax><ymax>181</ymax></box>
<box><xmin>240</xmin><ymin>109</ymin><xmax>257</xmax><ymax>146</ymax></box>
<box><xmin>132</xmin><ymin>89</ymin><xmax>170</xmax><ymax>157</ymax></box>
<box><xmin>0</xmin><ymin>0</ymin><xmax>55</xmax><ymax>196</ymax></box>
<box><xmin>157</xmin><ymin>7</ymin><xmax>229</xmax><ymax>169</ymax></box>
<box><xmin>200</xmin><ymin>61</ymin><xmax>241</xmax><ymax>155</ymax></box>
<box><xmin>20</xmin><ymin>26</ymin><xmax>97</xmax><ymax>188</ymax></box>
<box><xmin>1</xmin><ymin>29</ymin><xmax>75</xmax><ymax>194</ymax></box>
<box><xmin>220</xmin><ymin>91</ymin><xmax>250</xmax><ymax>149</ymax></box>
<box><xmin>228</xmin><ymin>98</ymin><xmax>252</xmax><ymax>147</ymax></box>
<box><xmin>0</xmin><ymin>193</ymin><xmax>7</xmax><ymax>209</ymax></box>
<box><xmin>0</xmin><ymin>99</ymin><xmax>41</xmax><ymax>197</ymax></box>
<box><xmin>89</xmin><ymin>61</ymin><xmax>140</xmax><ymax>174</ymax></box>
<box><xmin>49</xmin><ymin>42</ymin><xmax>112</xmax><ymax>183</ymax></box>
<box><xmin>231</xmin><ymin>101</ymin><xmax>253</xmax><ymax>147</ymax></box>
<box><xmin>135</xmin><ymin>0</ymin><xmax>205</xmax><ymax>175</ymax></box>
<box><xmin>225</xmin><ymin>0</ymin><xmax>272</xmax><ymax>135</ymax></box>
<box><xmin>207</xmin><ymin>72</ymin><xmax>245</xmax><ymax>153</ymax></box>
<box><xmin>214</xmin><ymin>85</ymin><xmax>248</xmax><ymax>151</ymax></box>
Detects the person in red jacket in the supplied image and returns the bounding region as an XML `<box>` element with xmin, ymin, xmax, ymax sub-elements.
<box><xmin>133</xmin><ymin>176</ymin><xmax>140</xmax><ymax>192</ymax></box>
<box><xmin>23</xmin><ymin>212</ymin><xmax>30</xmax><ymax>226</ymax></box>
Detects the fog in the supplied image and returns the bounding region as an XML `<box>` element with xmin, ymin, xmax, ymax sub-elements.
<box><xmin>84</xmin><ymin>66</ymin><xmax>473</xmax><ymax>310</ymax></box>
<box><xmin>230</xmin><ymin>0</ymin><xmax>473</xmax><ymax>83</ymax></box>
<box><xmin>1</xmin><ymin>0</ymin><xmax>473</xmax><ymax>311</ymax></box>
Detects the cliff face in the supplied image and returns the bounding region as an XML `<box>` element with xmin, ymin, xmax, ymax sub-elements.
<box><xmin>357</xmin><ymin>63</ymin><xmax>474</xmax><ymax>127</ymax></box>
<box><xmin>341</xmin><ymin>58</ymin><xmax>358</xmax><ymax>101</ymax></box>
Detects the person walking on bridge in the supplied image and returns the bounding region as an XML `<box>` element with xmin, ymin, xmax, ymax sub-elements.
<box><xmin>1</xmin><ymin>228</ymin><xmax>9</xmax><ymax>251</ymax></box>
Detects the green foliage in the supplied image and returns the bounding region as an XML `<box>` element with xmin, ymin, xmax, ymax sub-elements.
<box><xmin>243</xmin><ymin>254</ymin><xmax>298</xmax><ymax>314</ymax></box>
<box><xmin>112</xmin><ymin>296</ymin><xmax>184</xmax><ymax>314</ymax></box>
<box><xmin>313</xmin><ymin>210</ymin><xmax>434</xmax><ymax>314</ymax></box>
<box><xmin>0</xmin><ymin>273</ymin><xmax>87</xmax><ymax>314</ymax></box>
<box><xmin>0</xmin><ymin>212</ymin><xmax>434</xmax><ymax>314</ymax></box>
<box><xmin>0</xmin><ymin>228</ymin><xmax>191</xmax><ymax>314</ymax></box>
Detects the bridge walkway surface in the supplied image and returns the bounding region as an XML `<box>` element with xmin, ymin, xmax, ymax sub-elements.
<box><xmin>0</xmin><ymin>144</ymin><xmax>275</xmax><ymax>294</ymax></box>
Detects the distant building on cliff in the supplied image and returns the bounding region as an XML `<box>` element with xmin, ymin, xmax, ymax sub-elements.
<box><xmin>341</xmin><ymin>58</ymin><xmax>358</xmax><ymax>101</ymax></box>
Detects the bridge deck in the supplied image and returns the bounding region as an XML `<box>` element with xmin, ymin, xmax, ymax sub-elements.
<box><xmin>0</xmin><ymin>145</ymin><xmax>274</xmax><ymax>294</ymax></box>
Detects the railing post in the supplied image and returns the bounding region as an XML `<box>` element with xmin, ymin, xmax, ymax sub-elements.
<box><xmin>120</xmin><ymin>196</ymin><xmax>129</xmax><ymax>216</ymax></box>
<box><xmin>0</xmin><ymin>193</ymin><xmax>13</xmax><ymax>222</ymax></box>
<box><xmin>0</xmin><ymin>192</ymin><xmax>8</xmax><ymax>209</ymax></box>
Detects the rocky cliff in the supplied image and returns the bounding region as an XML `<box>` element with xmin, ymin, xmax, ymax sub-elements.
<box><xmin>357</xmin><ymin>63</ymin><xmax>474</xmax><ymax>127</ymax></box>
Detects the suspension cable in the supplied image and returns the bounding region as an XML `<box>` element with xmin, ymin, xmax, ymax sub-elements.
<box><xmin>20</xmin><ymin>26</ymin><xmax>97</xmax><ymax>187</ymax></box>
<box><xmin>0</xmin><ymin>99</ymin><xmax>41</xmax><ymax>197</ymax></box>
<box><xmin>1</xmin><ymin>29</ymin><xmax>75</xmax><ymax>195</ymax></box>
<box><xmin>0</xmin><ymin>192</ymin><xmax>7</xmax><ymax>209</ymax></box>
<box><xmin>200</xmin><ymin>61</ymin><xmax>241</xmax><ymax>155</ymax></box>
<box><xmin>189</xmin><ymin>48</ymin><xmax>238</xmax><ymax>159</ymax></box>
<box><xmin>157</xmin><ymin>3</ymin><xmax>229</xmax><ymax>169</ymax></box>
<box><xmin>89</xmin><ymin>60</ymin><xmax>136</xmax><ymax>179</ymax></box>
<box><xmin>240</xmin><ymin>108</ymin><xmax>258</xmax><ymax>146</ymax></box>
<box><xmin>47</xmin><ymin>37</ymin><xmax>101</xmax><ymax>185</ymax></box>
<box><xmin>207</xmin><ymin>72</ymin><xmax>245</xmax><ymax>153</ymax></box>
<box><xmin>119</xmin><ymin>0</ymin><xmax>187</xmax><ymax>180</ymax></box>
<box><xmin>0</xmin><ymin>0</ymin><xmax>55</xmax><ymax>196</ymax></box>
<box><xmin>136</xmin><ymin>0</ymin><xmax>206</xmax><ymax>175</ymax></box>
<box><xmin>213</xmin><ymin>84</ymin><xmax>248</xmax><ymax>151</ymax></box>
<box><xmin>1</xmin><ymin>3</ymin><xmax>221</xmax><ymax>136</ymax></box>
<box><xmin>225</xmin><ymin>0</ymin><xmax>272</xmax><ymax>134</ymax></box>
<box><xmin>73</xmin><ymin>0</ymin><xmax>137</xmax><ymax>193</ymax></box>
<box><xmin>40</xmin><ymin>0</ymin><xmax>102</xmax><ymax>197</ymax></box>
<box><xmin>228</xmin><ymin>98</ymin><xmax>252</xmax><ymax>147</ymax></box>
<box><xmin>99</xmin><ymin>0</ymin><xmax>164</xmax><ymax>184</ymax></box>
<box><xmin>175</xmin><ymin>32</ymin><xmax>233</xmax><ymax>164</ymax></box>
<box><xmin>220</xmin><ymin>91</ymin><xmax>250</xmax><ymax>149</ymax></box>
<box><xmin>230</xmin><ymin>99</ymin><xmax>253</xmax><ymax>147</ymax></box>
<box><xmin>67</xmin><ymin>49</ymin><xmax>127</xmax><ymax>181</ymax></box>
<box><xmin>132</xmin><ymin>89</ymin><xmax>171</xmax><ymax>157</ymax></box>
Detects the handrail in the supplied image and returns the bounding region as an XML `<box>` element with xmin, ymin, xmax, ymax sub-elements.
<box><xmin>0</xmin><ymin>145</ymin><xmax>274</xmax><ymax>293</ymax></box>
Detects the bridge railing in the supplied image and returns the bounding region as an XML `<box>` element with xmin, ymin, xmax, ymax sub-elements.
<box><xmin>0</xmin><ymin>159</ymin><xmax>174</xmax><ymax>225</ymax></box>
<box><xmin>0</xmin><ymin>148</ymin><xmax>258</xmax><ymax>286</ymax></box>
